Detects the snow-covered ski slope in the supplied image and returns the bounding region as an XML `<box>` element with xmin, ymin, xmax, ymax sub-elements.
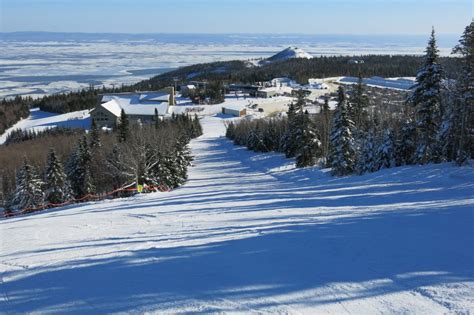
<box><xmin>1</xmin><ymin>116</ymin><xmax>473</xmax><ymax>314</ymax></box>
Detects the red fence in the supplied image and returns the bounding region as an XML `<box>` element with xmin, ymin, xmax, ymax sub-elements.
<box><xmin>4</xmin><ymin>184</ymin><xmax>170</xmax><ymax>218</ymax></box>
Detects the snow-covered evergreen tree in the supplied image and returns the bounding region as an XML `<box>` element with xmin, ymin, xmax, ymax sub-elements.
<box><xmin>451</xmin><ymin>21</ymin><xmax>473</xmax><ymax>165</ymax></box>
<box><xmin>295</xmin><ymin>111</ymin><xmax>322</xmax><ymax>168</ymax></box>
<box><xmin>349</xmin><ymin>74</ymin><xmax>370</xmax><ymax>130</ymax></box>
<box><xmin>44</xmin><ymin>149</ymin><xmax>71</xmax><ymax>204</ymax></box>
<box><xmin>356</xmin><ymin>129</ymin><xmax>376</xmax><ymax>174</ymax></box>
<box><xmin>395</xmin><ymin>118</ymin><xmax>417</xmax><ymax>166</ymax></box>
<box><xmin>329</xmin><ymin>86</ymin><xmax>356</xmax><ymax>176</ymax></box>
<box><xmin>174</xmin><ymin>135</ymin><xmax>193</xmax><ymax>184</ymax></box>
<box><xmin>408</xmin><ymin>28</ymin><xmax>446</xmax><ymax>164</ymax></box>
<box><xmin>117</xmin><ymin>109</ymin><xmax>129</xmax><ymax>143</ymax></box>
<box><xmin>89</xmin><ymin>119</ymin><xmax>101</xmax><ymax>149</ymax></box>
<box><xmin>12</xmin><ymin>158</ymin><xmax>44</xmax><ymax>211</ymax></box>
<box><xmin>67</xmin><ymin>135</ymin><xmax>94</xmax><ymax>198</ymax></box>
<box><xmin>375</xmin><ymin>128</ymin><xmax>396</xmax><ymax>170</ymax></box>
<box><xmin>282</xmin><ymin>103</ymin><xmax>299</xmax><ymax>158</ymax></box>
<box><xmin>435</xmin><ymin>90</ymin><xmax>457</xmax><ymax>162</ymax></box>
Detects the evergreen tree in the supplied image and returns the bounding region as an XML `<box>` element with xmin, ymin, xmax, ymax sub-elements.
<box><xmin>67</xmin><ymin>135</ymin><xmax>94</xmax><ymax>198</ymax></box>
<box><xmin>451</xmin><ymin>21</ymin><xmax>473</xmax><ymax>165</ymax></box>
<box><xmin>44</xmin><ymin>149</ymin><xmax>71</xmax><ymax>204</ymax></box>
<box><xmin>356</xmin><ymin>129</ymin><xmax>376</xmax><ymax>174</ymax></box>
<box><xmin>154</xmin><ymin>108</ymin><xmax>160</xmax><ymax>129</ymax></box>
<box><xmin>117</xmin><ymin>109</ymin><xmax>129</xmax><ymax>143</ymax></box>
<box><xmin>408</xmin><ymin>28</ymin><xmax>446</xmax><ymax>164</ymax></box>
<box><xmin>282</xmin><ymin>91</ymin><xmax>306</xmax><ymax>158</ymax></box>
<box><xmin>395</xmin><ymin>118</ymin><xmax>417</xmax><ymax>166</ymax></box>
<box><xmin>282</xmin><ymin>103</ymin><xmax>299</xmax><ymax>157</ymax></box>
<box><xmin>295</xmin><ymin>111</ymin><xmax>322</xmax><ymax>168</ymax></box>
<box><xmin>89</xmin><ymin>119</ymin><xmax>101</xmax><ymax>149</ymax></box>
<box><xmin>329</xmin><ymin>86</ymin><xmax>356</xmax><ymax>176</ymax></box>
<box><xmin>12</xmin><ymin>158</ymin><xmax>44</xmax><ymax>210</ymax></box>
<box><xmin>321</xmin><ymin>96</ymin><xmax>331</xmax><ymax>159</ymax></box>
<box><xmin>435</xmin><ymin>91</ymin><xmax>457</xmax><ymax>162</ymax></box>
<box><xmin>350</xmin><ymin>73</ymin><xmax>370</xmax><ymax>129</ymax></box>
<box><xmin>375</xmin><ymin>128</ymin><xmax>396</xmax><ymax>170</ymax></box>
<box><xmin>174</xmin><ymin>134</ymin><xmax>193</xmax><ymax>184</ymax></box>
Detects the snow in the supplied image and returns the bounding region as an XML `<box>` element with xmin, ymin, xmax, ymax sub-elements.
<box><xmin>100</xmin><ymin>94</ymin><xmax>170</xmax><ymax>117</ymax></box>
<box><xmin>264</xmin><ymin>47</ymin><xmax>314</xmax><ymax>64</ymax></box>
<box><xmin>0</xmin><ymin>108</ymin><xmax>91</xmax><ymax>145</ymax></box>
<box><xmin>1</xmin><ymin>116</ymin><xmax>473</xmax><ymax>314</ymax></box>
<box><xmin>338</xmin><ymin>76</ymin><xmax>415</xmax><ymax>90</ymax></box>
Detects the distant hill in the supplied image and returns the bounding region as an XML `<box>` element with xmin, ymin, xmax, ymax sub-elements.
<box><xmin>261</xmin><ymin>47</ymin><xmax>313</xmax><ymax>64</ymax></box>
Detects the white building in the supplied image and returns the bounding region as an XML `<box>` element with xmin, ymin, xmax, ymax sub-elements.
<box><xmin>91</xmin><ymin>89</ymin><xmax>174</xmax><ymax>128</ymax></box>
<box><xmin>308</xmin><ymin>79</ymin><xmax>329</xmax><ymax>90</ymax></box>
<box><xmin>271</xmin><ymin>77</ymin><xmax>296</xmax><ymax>87</ymax></box>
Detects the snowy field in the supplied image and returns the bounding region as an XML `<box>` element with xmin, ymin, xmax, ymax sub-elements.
<box><xmin>0</xmin><ymin>108</ymin><xmax>90</xmax><ymax>145</ymax></box>
<box><xmin>338</xmin><ymin>76</ymin><xmax>416</xmax><ymax>90</ymax></box>
<box><xmin>0</xmin><ymin>33</ymin><xmax>458</xmax><ymax>98</ymax></box>
<box><xmin>1</xmin><ymin>116</ymin><xmax>473</xmax><ymax>314</ymax></box>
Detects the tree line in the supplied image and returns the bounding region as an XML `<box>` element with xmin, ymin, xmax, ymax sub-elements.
<box><xmin>1</xmin><ymin>113</ymin><xmax>203</xmax><ymax>216</ymax></box>
<box><xmin>226</xmin><ymin>24</ymin><xmax>473</xmax><ymax>175</ymax></box>
<box><xmin>0</xmin><ymin>96</ymin><xmax>30</xmax><ymax>135</ymax></box>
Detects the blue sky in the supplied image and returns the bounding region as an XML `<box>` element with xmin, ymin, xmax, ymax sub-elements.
<box><xmin>1</xmin><ymin>0</ymin><xmax>472</xmax><ymax>35</ymax></box>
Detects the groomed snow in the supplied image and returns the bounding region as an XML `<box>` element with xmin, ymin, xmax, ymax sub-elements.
<box><xmin>0</xmin><ymin>108</ymin><xmax>91</xmax><ymax>145</ymax></box>
<box><xmin>1</xmin><ymin>116</ymin><xmax>473</xmax><ymax>314</ymax></box>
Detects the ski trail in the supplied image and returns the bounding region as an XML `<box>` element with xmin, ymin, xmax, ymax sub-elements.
<box><xmin>1</xmin><ymin>115</ymin><xmax>473</xmax><ymax>314</ymax></box>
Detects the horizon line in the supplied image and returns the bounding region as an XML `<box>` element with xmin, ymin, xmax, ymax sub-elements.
<box><xmin>0</xmin><ymin>31</ymin><xmax>460</xmax><ymax>37</ymax></box>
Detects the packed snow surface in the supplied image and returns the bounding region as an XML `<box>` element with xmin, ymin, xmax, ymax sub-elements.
<box><xmin>1</xmin><ymin>116</ymin><xmax>473</xmax><ymax>314</ymax></box>
<box><xmin>0</xmin><ymin>108</ymin><xmax>90</xmax><ymax>145</ymax></box>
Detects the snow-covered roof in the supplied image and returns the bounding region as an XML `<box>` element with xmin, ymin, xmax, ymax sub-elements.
<box><xmin>271</xmin><ymin>77</ymin><xmax>294</xmax><ymax>83</ymax></box>
<box><xmin>101</xmin><ymin>100</ymin><xmax>122</xmax><ymax>117</ymax></box>
<box><xmin>99</xmin><ymin>94</ymin><xmax>169</xmax><ymax>117</ymax></box>
<box><xmin>222</xmin><ymin>104</ymin><xmax>246</xmax><ymax>111</ymax></box>
<box><xmin>139</xmin><ymin>92</ymin><xmax>170</xmax><ymax>103</ymax></box>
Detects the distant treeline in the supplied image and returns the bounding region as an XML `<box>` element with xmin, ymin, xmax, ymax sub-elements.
<box><xmin>0</xmin><ymin>96</ymin><xmax>30</xmax><ymax>135</ymax></box>
<box><xmin>4</xmin><ymin>127</ymin><xmax>85</xmax><ymax>146</ymax></box>
<box><xmin>140</xmin><ymin>55</ymin><xmax>463</xmax><ymax>89</ymax></box>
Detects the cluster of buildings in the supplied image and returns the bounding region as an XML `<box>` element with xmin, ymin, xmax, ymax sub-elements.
<box><xmin>91</xmin><ymin>76</ymin><xmax>334</xmax><ymax>128</ymax></box>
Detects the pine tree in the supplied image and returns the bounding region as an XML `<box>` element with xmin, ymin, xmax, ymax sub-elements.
<box><xmin>117</xmin><ymin>109</ymin><xmax>129</xmax><ymax>142</ymax></box>
<box><xmin>435</xmin><ymin>90</ymin><xmax>457</xmax><ymax>162</ymax></box>
<box><xmin>12</xmin><ymin>158</ymin><xmax>44</xmax><ymax>210</ymax></box>
<box><xmin>395</xmin><ymin>118</ymin><xmax>417</xmax><ymax>166</ymax></box>
<box><xmin>44</xmin><ymin>149</ymin><xmax>71</xmax><ymax>204</ymax></box>
<box><xmin>193</xmin><ymin>114</ymin><xmax>203</xmax><ymax>137</ymax></box>
<box><xmin>451</xmin><ymin>21</ymin><xmax>473</xmax><ymax>165</ymax></box>
<box><xmin>283</xmin><ymin>92</ymin><xmax>306</xmax><ymax>158</ymax></box>
<box><xmin>350</xmin><ymin>73</ymin><xmax>370</xmax><ymax>130</ymax></box>
<box><xmin>356</xmin><ymin>129</ymin><xmax>376</xmax><ymax>174</ymax></box>
<box><xmin>174</xmin><ymin>134</ymin><xmax>193</xmax><ymax>184</ymax></box>
<box><xmin>154</xmin><ymin>108</ymin><xmax>160</xmax><ymax>129</ymax></box>
<box><xmin>408</xmin><ymin>28</ymin><xmax>446</xmax><ymax>164</ymax></box>
<box><xmin>329</xmin><ymin>86</ymin><xmax>356</xmax><ymax>176</ymax></box>
<box><xmin>282</xmin><ymin>103</ymin><xmax>299</xmax><ymax>157</ymax></box>
<box><xmin>67</xmin><ymin>135</ymin><xmax>94</xmax><ymax>198</ymax></box>
<box><xmin>89</xmin><ymin>119</ymin><xmax>101</xmax><ymax>149</ymax></box>
<box><xmin>321</xmin><ymin>96</ymin><xmax>332</xmax><ymax>159</ymax></box>
<box><xmin>375</xmin><ymin>128</ymin><xmax>396</xmax><ymax>170</ymax></box>
<box><xmin>295</xmin><ymin>111</ymin><xmax>322</xmax><ymax>168</ymax></box>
